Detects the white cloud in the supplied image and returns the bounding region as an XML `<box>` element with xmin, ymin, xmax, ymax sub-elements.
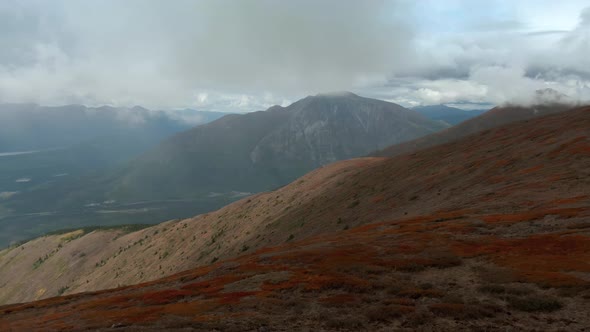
<box><xmin>0</xmin><ymin>0</ymin><xmax>413</xmax><ymax>110</ymax></box>
<box><xmin>0</xmin><ymin>1</ymin><xmax>589</xmax><ymax>111</ymax></box>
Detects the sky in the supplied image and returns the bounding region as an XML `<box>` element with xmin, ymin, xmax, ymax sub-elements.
<box><xmin>0</xmin><ymin>0</ymin><xmax>589</xmax><ymax>112</ymax></box>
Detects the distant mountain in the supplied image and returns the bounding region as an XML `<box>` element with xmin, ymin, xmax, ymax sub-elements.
<box><xmin>96</xmin><ymin>92</ymin><xmax>448</xmax><ymax>200</ymax></box>
<box><xmin>0</xmin><ymin>104</ymin><xmax>230</xmax><ymax>247</ymax></box>
<box><xmin>166</xmin><ymin>109</ymin><xmax>233</xmax><ymax>126</ymax></box>
<box><xmin>0</xmin><ymin>93</ymin><xmax>446</xmax><ymax>246</ymax></box>
<box><xmin>0</xmin><ymin>104</ymin><xmax>231</xmax><ymax>192</ymax></box>
<box><xmin>412</xmin><ymin>104</ymin><xmax>487</xmax><ymax>125</ymax></box>
<box><xmin>0</xmin><ymin>104</ymin><xmax>230</xmax><ymax>199</ymax></box>
<box><xmin>0</xmin><ymin>104</ymin><xmax>228</xmax><ymax>152</ymax></box>
<box><xmin>376</xmin><ymin>101</ymin><xmax>577</xmax><ymax>158</ymax></box>
<box><xmin>534</xmin><ymin>88</ymin><xmax>571</xmax><ymax>104</ymax></box>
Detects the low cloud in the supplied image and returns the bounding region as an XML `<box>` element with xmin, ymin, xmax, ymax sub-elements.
<box><xmin>0</xmin><ymin>1</ymin><xmax>589</xmax><ymax>110</ymax></box>
<box><xmin>381</xmin><ymin>4</ymin><xmax>590</xmax><ymax>107</ymax></box>
<box><xmin>0</xmin><ymin>0</ymin><xmax>413</xmax><ymax>109</ymax></box>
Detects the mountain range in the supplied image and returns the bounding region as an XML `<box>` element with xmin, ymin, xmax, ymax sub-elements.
<box><xmin>0</xmin><ymin>104</ymin><xmax>229</xmax><ymax>191</ymax></box>
<box><xmin>99</xmin><ymin>92</ymin><xmax>447</xmax><ymax>200</ymax></box>
<box><xmin>1</xmin><ymin>104</ymin><xmax>588</xmax><ymax>330</ymax></box>
<box><xmin>0</xmin><ymin>104</ymin><xmax>228</xmax><ymax>152</ymax></box>
<box><xmin>412</xmin><ymin>104</ymin><xmax>487</xmax><ymax>125</ymax></box>
<box><xmin>377</xmin><ymin>102</ymin><xmax>576</xmax><ymax>158</ymax></box>
<box><xmin>0</xmin><ymin>93</ymin><xmax>447</xmax><ymax>246</ymax></box>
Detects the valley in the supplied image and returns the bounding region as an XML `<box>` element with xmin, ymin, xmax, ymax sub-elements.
<box><xmin>0</xmin><ymin>93</ymin><xmax>446</xmax><ymax>247</ymax></box>
<box><xmin>0</xmin><ymin>106</ymin><xmax>230</xmax><ymax>247</ymax></box>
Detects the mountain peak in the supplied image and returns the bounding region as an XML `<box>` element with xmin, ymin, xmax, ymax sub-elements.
<box><xmin>534</xmin><ymin>88</ymin><xmax>570</xmax><ymax>104</ymax></box>
<box><xmin>315</xmin><ymin>91</ymin><xmax>359</xmax><ymax>98</ymax></box>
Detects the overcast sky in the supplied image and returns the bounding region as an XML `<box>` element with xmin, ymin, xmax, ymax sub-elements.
<box><xmin>0</xmin><ymin>0</ymin><xmax>589</xmax><ymax>112</ymax></box>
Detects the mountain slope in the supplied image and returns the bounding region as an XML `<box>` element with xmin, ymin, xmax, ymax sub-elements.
<box><xmin>0</xmin><ymin>105</ymin><xmax>230</xmax><ymax>247</ymax></box>
<box><xmin>103</xmin><ymin>92</ymin><xmax>447</xmax><ymax>201</ymax></box>
<box><xmin>376</xmin><ymin>102</ymin><xmax>576</xmax><ymax>158</ymax></box>
<box><xmin>1</xmin><ymin>105</ymin><xmax>588</xmax><ymax>312</ymax></box>
<box><xmin>412</xmin><ymin>104</ymin><xmax>486</xmax><ymax>125</ymax></box>
<box><xmin>0</xmin><ymin>93</ymin><xmax>445</xmax><ymax>247</ymax></box>
<box><xmin>0</xmin><ymin>158</ymin><xmax>384</xmax><ymax>305</ymax></box>
<box><xmin>0</xmin><ymin>104</ymin><xmax>227</xmax><ymax>152</ymax></box>
<box><xmin>0</xmin><ymin>105</ymin><xmax>589</xmax><ymax>331</ymax></box>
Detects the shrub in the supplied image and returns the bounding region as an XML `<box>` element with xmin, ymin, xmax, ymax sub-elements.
<box><xmin>57</xmin><ymin>286</ymin><xmax>69</xmax><ymax>296</ymax></box>
<box><xmin>403</xmin><ymin>308</ymin><xmax>434</xmax><ymax>328</ymax></box>
<box><xmin>399</xmin><ymin>262</ymin><xmax>426</xmax><ymax>272</ymax></box>
<box><xmin>398</xmin><ymin>288</ymin><xmax>443</xmax><ymax>299</ymax></box>
<box><xmin>324</xmin><ymin>315</ymin><xmax>365</xmax><ymax>329</ymax></box>
<box><xmin>429</xmin><ymin>302</ymin><xmax>498</xmax><ymax>319</ymax></box>
<box><xmin>347</xmin><ymin>200</ymin><xmax>360</xmax><ymax>208</ymax></box>
<box><xmin>419</xmin><ymin>282</ymin><xmax>433</xmax><ymax>290</ymax></box>
<box><xmin>429</xmin><ymin>303</ymin><xmax>465</xmax><ymax>316</ymax></box>
<box><xmin>33</xmin><ymin>255</ymin><xmax>49</xmax><ymax>269</ymax></box>
<box><xmin>422</xmin><ymin>250</ymin><xmax>462</xmax><ymax>269</ymax></box>
<box><xmin>478</xmin><ymin>284</ymin><xmax>533</xmax><ymax>297</ymax></box>
<box><xmin>507</xmin><ymin>296</ymin><xmax>562</xmax><ymax>312</ymax></box>
<box><xmin>364</xmin><ymin>304</ymin><xmax>414</xmax><ymax>322</ymax></box>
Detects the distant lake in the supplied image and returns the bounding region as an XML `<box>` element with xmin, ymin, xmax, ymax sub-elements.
<box><xmin>0</xmin><ymin>150</ymin><xmax>41</xmax><ymax>157</ymax></box>
<box><xmin>0</xmin><ymin>147</ymin><xmax>62</xmax><ymax>157</ymax></box>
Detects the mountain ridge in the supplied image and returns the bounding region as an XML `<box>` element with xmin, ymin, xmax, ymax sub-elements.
<box><xmin>376</xmin><ymin>102</ymin><xmax>577</xmax><ymax>158</ymax></box>
<box><xmin>0</xmin><ymin>93</ymin><xmax>446</xmax><ymax>248</ymax></box>
<box><xmin>1</xmin><ymin>105</ymin><xmax>588</xmax><ymax>331</ymax></box>
<box><xmin>1</xmin><ymin>105</ymin><xmax>587</xmax><ymax>310</ymax></box>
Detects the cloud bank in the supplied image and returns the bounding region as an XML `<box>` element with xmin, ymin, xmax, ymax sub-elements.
<box><xmin>0</xmin><ymin>0</ymin><xmax>412</xmax><ymax>110</ymax></box>
<box><xmin>0</xmin><ymin>0</ymin><xmax>589</xmax><ymax>111</ymax></box>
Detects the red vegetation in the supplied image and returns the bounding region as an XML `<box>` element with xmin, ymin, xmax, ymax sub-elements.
<box><xmin>453</xmin><ymin>234</ymin><xmax>590</xmax><ymax>286</ymax></box>
<box><xmin>139</xmin><ymin>289</ymin><xmax>194</xmax><ymax>305</ymax></box>
<box><xmin>1</xmin><ymin>106</ymin><xmax>590</xmax><ymax>330</ymax></box>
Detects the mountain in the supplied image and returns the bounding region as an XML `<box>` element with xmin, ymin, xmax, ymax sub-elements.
<box><xmin>103</xmin><ymin>92</ymin><xmax>447</xmax><ymax>200</ymax></box>
<box><xmin>0</xmin><ymin>104</ymin><xmax>228</xmax><ymax>152</ymax></box>
<box><xmin>167</xmin><ymin>108</ymin><xmax>233</xmax><ymax>125</ymax></box>
<box><xmin>0</xmin><ymin>105</ymin><xmax>230</xmax><ymax>247</ymax></box>
<box><xmin>1</xmin><ymin>106</ymin><xmax>588</xmax><ymax>331</ymax></box>
<box><xmin>376</xmin><ymin>102</ymin><xmax>576</xmax><ymax>158</ymax></box>
<box><xmin>0</xmin><ymin>93</ymin><xmax>446</xmax><ymax>247</ymax></box>
<box><xmin>0</xmin><ymin>104</ymin><xmax>230</xmax><ymax>196</ymax></box>
<box><xmin>412</xmin><ymin>104</ymin><xmax>487</xmax><ymax>125</ymax></box>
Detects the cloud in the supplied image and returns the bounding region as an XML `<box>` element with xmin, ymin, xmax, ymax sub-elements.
<box><xmin>163</xmin><ymin>1</ymin><xmax>413</xmax><ymax>93</ymax></box>
<box><xmin>0</xmin><ymin>0</ymin><xmax>413</xmax><ymax>109</ymax></box>
<box><xmin>378</xmin><ymin>4</ymin><xmax>590</xmax><ymax>107</ymax></box>
<box><xmin>0</xmin><ymin>1</ymin><xmax>589</xmax><ymax>110</ymax></box>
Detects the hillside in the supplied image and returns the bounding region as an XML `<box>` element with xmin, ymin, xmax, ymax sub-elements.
<box><xmin>376</xmin><ymin>103</ymin><xmax>576</xmax><ymax>158</ymax></box>
<box><xmin>0</xmin><ymin>104</ymin><xmax>226</xmax><ymax>152</ymax></box>
<box><xmin>0</xmin><ymin>93</ymin><xmax>445</xmax><ymax>247</ymax></box>
<box><xmin>0</xmin><ymin>105</ymin><xmax>588</xmax><ymax>331</ymax></box>
<box><xmin>0</xmin><ymin>158</ymin><xmax>384</xmax><ymax>305</ymax></box>
<box><xmin>0</xmin><ymin>105</ymin><xmax>229</xmax><ymax>247</ymax></box>
<box><xmin>100</xmin><ymin>92</ymin><xmax>447</xmax><ymax>200</ymax></box>
<box><xmin>412</xmin><ymin>104</ymin><xmax>486</xmax><ymax>125</ymax></box>
<box><xmin>0</xmin><ymin>106</ymin><xmax>588</xmax><ymax>330</ymax></box>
